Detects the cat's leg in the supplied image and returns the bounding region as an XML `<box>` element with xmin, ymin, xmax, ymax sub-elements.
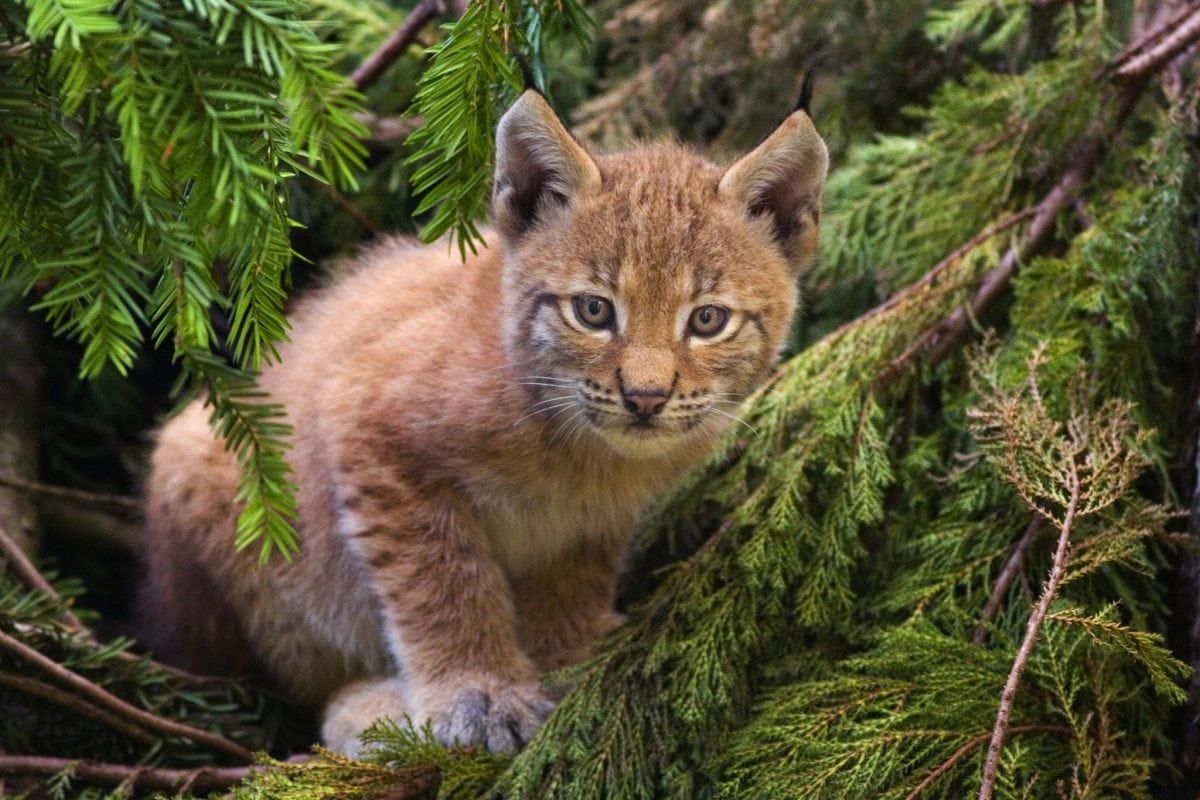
<box><xmin>512</xmin><ymin>536</ymin><xmax>628</xmax><ymax>671</ymax></box>
<box><xmin>336</xmin><ymin>481</ymin><xmax>554</xmax><ymax>753</ymax></box>
<box><xmin>321</xmin><ymin>676</ymin><xmax>412</xmax><ymax>757</ymax></box>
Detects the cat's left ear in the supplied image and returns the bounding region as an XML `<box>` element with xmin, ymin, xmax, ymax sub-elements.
<box><xmin>493</xmin><ymin>90</ymin><xmax>601</xmax><ymax>242</ymax></box>
<box><xmin>719</xmin><ymin>107</ymin><xmax>829</xmax><ymax>272</ymax></box>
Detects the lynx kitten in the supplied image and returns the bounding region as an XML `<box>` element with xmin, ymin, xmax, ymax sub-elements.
<box><xmin>140</xmin><ymin>89</ymin><xmax>828</xmax><ymax>754</ymax></box>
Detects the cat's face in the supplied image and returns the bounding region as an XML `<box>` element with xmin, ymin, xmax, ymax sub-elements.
<box><xmin>494</xmin><ymin>92</ymin><xmax>827</xmax><ymax>460</ymax></box>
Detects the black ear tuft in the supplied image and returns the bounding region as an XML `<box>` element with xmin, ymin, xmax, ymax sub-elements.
<box><xmin>793</xmin><ymin>70</ymin><xmax>815</xmax><ymax>116</ymax></box>
<box><xmin>513</xmin><ymin>52</ymin><xmax>540</xmax><ymax>94</ymax></box>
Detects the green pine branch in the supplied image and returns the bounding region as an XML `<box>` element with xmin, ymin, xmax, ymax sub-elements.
<box><xmin>403</xmin><ymin>0</ymin><xmax>591</xmax><ymax>257</ymax></box>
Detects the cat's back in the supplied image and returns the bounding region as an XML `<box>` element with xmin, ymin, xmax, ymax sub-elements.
<box><xmin>267</xmin><ymin>235</ymin><xmax>504</xmax><ymax>408</ymax></box>
<box><xmin>286</xmin><ymin>235</ymin><xmax>496</xmax><ymax>364</ymax></box>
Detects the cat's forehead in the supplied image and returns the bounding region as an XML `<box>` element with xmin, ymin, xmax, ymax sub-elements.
<box><xmin>570</xmin><ymin>145</ymin><xmax>758</xmax><ymax>294</ymax></box>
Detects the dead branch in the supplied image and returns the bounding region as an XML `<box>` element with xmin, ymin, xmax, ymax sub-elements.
<box><xmin>0</xmin><ymin>522</ymin><xmax>88</xmax><ymax>633</ymax></box>
<box><xmin>0</xmin><ymin>670</ymin><xmax>154</xmax><ymax>744</ymax></box>
<box><xmin>0</xmin><ymin>474</ymin><xmax>139</xmax><ymax>515</ymax></box>
<box><xmin>872</xmin><ymin>77</ymin><xmax>1145</xmax><ymax>392</ymax></box>
<box><xmin>350</xmin><ymin>0</ymin><xmax>449</xmax><ymax>92</ymax></box>
<box><xmin>0</xmin><ymin>754</ymin><xmax>257</xmax><ymax>792</ymax></box>
<box><xmin>823</xmin><ymin>207</ymin><xmax>1037</xmax><ymax>351</ymax></box>
<box><xmin>972</xmin><ymin>517</ymin><xmax>1044</xmax><ymax>645</ymax></box>
<box><xmin>1109</xmin><ymin>0</ymin><xmax>1200</xmax><ymax>74</ymax></box>
<box><xmin>905</xmin><ymin>724</ymin><xmax>1068</xmax><ymax>800</ymax></box>
<box><xmin>2</xmin><ymin>519</ymin><xmax>230</xmax><ymax>690</ymax></box>
<box><xmin>0</xmin><ymin>629</ymin><xmax>252</xmax><ymax>762</ymax></box>
<box><xmin>977</xmin><ymin>467</ymin><xmax>1081</xmax><ymax>799</ymax></box>
<box><xmin>0</xmin><ymin>310</ymin><xmax>41</xmax><ymax>553</ymax></box>
<box><xmin>1115</xmin><ymin>5</ymin><xmax>1200</xmax><ymax>82</ymax></box>
<box><xmin>355</xmin><ymin>111</ymin><xmax>424</xmax><ymax>144</ymax></box>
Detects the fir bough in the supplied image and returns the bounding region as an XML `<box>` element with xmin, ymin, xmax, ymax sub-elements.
<box><xmin>2</xmin><ymin>0</ymin><xmax>369</xmax><ymax>560</ymax></box>
<box><xmin>403</xmin><ymin>0</ymin><xmax>590</xmax><ymax>256</ymax></box>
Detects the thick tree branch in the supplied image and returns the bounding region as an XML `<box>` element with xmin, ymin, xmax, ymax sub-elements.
<box><xmin>977</xmin><ymin>469</ymin><xmax>1080</xmax><ymax>800</ymax></box>
<box><xmin>825</xmin><ymin>208</ymin><xmax>1038</xmax><ymax>350</ymax></box>
<box><xmin>0</xmin><ymin>755</ymin><xmax>440</xmax><ymax>797</ymax></box>
<box><xmin>350</xmin><ymin>0</ymin><xmax>447</xmax><ymax>91</ymax></box>
<box><xmin>0</xmin><ymin>628</ymin><xmax>252</xmax><ymax>762</ymax></box>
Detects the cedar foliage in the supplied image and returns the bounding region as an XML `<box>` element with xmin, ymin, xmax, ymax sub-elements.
<box><xmin>2</xmin><ymin>0</ymin><xmax>1200</xmax><ymax>798</ymax></box>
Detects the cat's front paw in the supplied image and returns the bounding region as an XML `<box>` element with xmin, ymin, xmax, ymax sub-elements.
<box><xmin>426</xmin><ymin>681</ymin><xmax>556</xmax><ymax>754</ymax></box>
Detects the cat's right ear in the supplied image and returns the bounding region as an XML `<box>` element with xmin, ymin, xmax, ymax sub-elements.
<box><xmin>493</xmin><ymin>90</ymin><xmax>601</xmax><ymax>241</ymax></box>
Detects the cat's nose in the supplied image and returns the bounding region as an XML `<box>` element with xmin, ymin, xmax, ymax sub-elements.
<box><xmin>621</xmin><ymin>388</ymin><xmax>669</xmax><ymax>417</ymax></box>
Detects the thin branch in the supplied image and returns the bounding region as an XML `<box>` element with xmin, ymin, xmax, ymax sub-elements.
<box><xmin>978</xmin><ymin>468</ymin><xmax>1081</xmax><ymax>800</ymax></box>
<box><xmin>325</xmin><ymin>185</ymin><xmax>380</xmax><ymax>232</ymax></box>
<box><xmin>869</xmin><ymin>7</ymin><xmax>1200</xmax><ymax>392</ymax></box>
<box><xmin>0</xmin><ymin>755</ymin><xmax>256</xmax><ymax>792</ymax></box>
<box><xmin>872</xmin><ymin>79</ymin><xmax>1146</xmax><ymax>392</ymax></box>
<box><xmin>973</xmin><ymin>517</ymin><xmax>1044</xmax><ymax>645</ymax></box>
<box><xmin>355</xmin><ymin>110</ymin><xmax>424</xmax><ymax>143</ymax></box>
<box><xmin>0</xmin><ymin>523</ymin><xmax>88</xmax><ymax>632</ymax></box>
<box><xmin>1115</xmin><ymin>6</ymin><xmax>1200</xmax><ymax>83</ymax></box>
<box><xmin>0</xmin><ymin>670</ymin><xmax>154</xmax><ymax>744</ymax></box>
<box><xmin>364</xmin><ymin>766</ymin><xmax>442</xmax><ymax>800</ymax></box>
<box><xmin>350</xmin><ymin>0</ymin><xmax>446</xmax><ymax>92</ymax></box>
<box><xmin>905</xmin><ymin>724</ymin><xmax>1068</xmax><ymax>800</ymax></box>
<box><xmin>827</xmin><ymin>207</ymin><xmax>1037</xmax><ymax>347</ymax></box>
<box><xmin>2</xmin><ymin>520</ymin><xmax>227</xmax><ymax>685</ymax></box>
<box><xmin>1109</xmin><ymin>0</ymin><xmax>1200</xmax><ymax>73</ymax></box>
<box><xmin>0</xmin><ymin>40</ymin><xmax>30</xmax><ymax>58</ymax></box>
<box><xmin>0</xmin><ymin>474</ymin><xmax>139</xmax><ymax>515</ymax></box>
<box><xmin>0</xmin><ymin>629</ymin><xmax>252</xmax><ymax>762</ymax></box>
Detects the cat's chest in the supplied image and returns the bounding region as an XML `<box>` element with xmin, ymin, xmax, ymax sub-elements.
<box><xmin>475</xmin><ymin>469</ymin><xmax>661</xmax><ymax>578</ymax></box>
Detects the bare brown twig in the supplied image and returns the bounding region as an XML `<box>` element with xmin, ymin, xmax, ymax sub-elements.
<box><xmin>0</xmin><ymin>523</ymin><xmax>89</xmax><ymax>633</ymax></box>
<box><xmin>0</xmin><ymin>474</ymin><xmax>139</xmax><ymax>514</ymax></box>
<box><xmin>1115</xmin><ymin>5</ymin><xmax>1200</xmax><ymax>82</ymax></box>
<box><xmin>905</xmin><ymin>724</ymin><xmax>1068</xmax><ymax>800</ymax></box>
<box><xmin>1109</xmin><ymin>1</ymin><xmax>1200</xmax><ymax>73</ymax></box>
<box><xmin>829</xmin><ymin>208</ymin><xmax>1037</xmax><ymax>347</ymax></box>
<box><xmin>0</xmin><ymin>670</ymin><xmax>155</xmax><ymax>744</ymax></box>
<box><xmin>354</xmin><ymin>110</ymin><xmax>424</xmax><ymax>143</ymax></box>
<box><xmin>0</xmin><ymin>755</ymin><xmax>257</xmax><ymax>792</ymax></box>
<box><xmin>0</xmin><ymin>628</ymin><xmax>253</xmax><ymax>762</ymax></box>
<box><xmin>350</xmin><ymin>0</ymin><xmax>448</xmax><ymax>92</ymax></box>
<box><xmin>1</xmin><ymin>518</ymin><xmax>228</xmax><ymax>686</ymax></box>
<box><xmin>972</xmin><ymin>517</ymin><xmax>1044</xmax><ymax>645</ymax></box>
<box><xmin>977</xmin><ymin>470</ymin><xmax>1080</xmax><ymax>799</ymax></box>
<box><xmin>871</xmin><ymin>78</ymin><xmax>1145</xmax><ymax>393</ymax></box>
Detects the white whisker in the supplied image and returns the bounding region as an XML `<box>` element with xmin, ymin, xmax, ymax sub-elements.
<box><xmin>705</xmin><ymin>404</ymin><xmax>760</xmax><ymax>438</ymax></box>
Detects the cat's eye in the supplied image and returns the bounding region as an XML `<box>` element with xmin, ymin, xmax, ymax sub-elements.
<box><xmin>572</xmin><ymin>295</ymin><xmax>615</xmax><ymax>330</ymax></box>
<box><xmin>689</xmin><ymin>305</ymin><xmax>730</xmax><ymax>337</ymax></box>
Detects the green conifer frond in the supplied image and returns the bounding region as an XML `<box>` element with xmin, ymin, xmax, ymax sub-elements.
<box><xmin>2</xmin><ymin>0</ymin><xmax>368</xmax><ymax>559</ymax></box>
<box><xmin>403</xmin><ymin>0</ymin><xmax>591</xmax><ymax>257</ymax></box>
